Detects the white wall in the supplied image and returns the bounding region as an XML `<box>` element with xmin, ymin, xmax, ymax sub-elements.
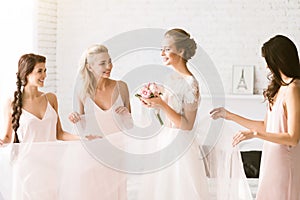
<box><xmin>0</xmin><ymin>0</ymin><xmax>35</xmax><ymax>131</ymax></box>
<box><xmin>56</xmin><ymin>0</ymin><xmax>300</xmax><ymax>131</ymax></box>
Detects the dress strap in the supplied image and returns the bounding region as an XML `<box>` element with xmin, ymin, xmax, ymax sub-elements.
<box><xmin>44</xmin><ymin>93</ymin><xmax>49</xmax><ymax>103</ymax></box>
<box><xmin>116</xmin><ymin>81</ymin><xmax>125</xmax><ymax>106</ymax></box>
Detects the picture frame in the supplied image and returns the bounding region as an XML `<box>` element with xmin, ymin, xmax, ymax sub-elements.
<box><xmin>232</xmin><ymin>65</ymin><xmax>254</xmax><ymax>94</ymax></box>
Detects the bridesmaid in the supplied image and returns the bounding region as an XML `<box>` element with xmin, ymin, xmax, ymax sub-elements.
<box><xmin>0</xmin><ymin>53</ymin><xmax>82</xmax><ymax>144</ymax></box>
<box><xmin>0</xmin><ymin>53</ymin><xmax>97</xmax><ymax>200</ymax></box>
<box><xmin>210</xmin><ymin>35</ymin><xmax>300</xmax><ymax>200</ymax></box>
<box><xmin>69</xmin><ymin>44</ymin><xmax>131</xmax><ymax>200</ymax></box>
<box><xmin>69</xmin><ymin>44</ymin><xmax>132</xmax><ymax>134</ymax></box>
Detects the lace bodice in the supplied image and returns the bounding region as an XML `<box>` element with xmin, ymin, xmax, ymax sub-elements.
<box><xmin>162</xmin><ymin>73</ymin><xmax>199</xmax><ymax>126</ymax></box>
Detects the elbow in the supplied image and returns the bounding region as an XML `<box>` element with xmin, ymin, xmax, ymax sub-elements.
<box><xmin>290</xmin><ymin>138</ymin><xmax>300</xmax><ymax>147</ymax></box>
<box><xmin>181</xmin><ymin>121</ymin><xmax>195</xmax><ymax>131</ymax></box>
<box><xmin>56</xmin><ymin>132</ymin><xmax>64</xmax><ymax>141</ymax></box>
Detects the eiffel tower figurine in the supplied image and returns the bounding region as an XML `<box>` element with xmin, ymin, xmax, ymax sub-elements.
<box><xmin>237</xmin><ymin>68</ymin><xmax>247</xmax><ymax>90</ymax></box>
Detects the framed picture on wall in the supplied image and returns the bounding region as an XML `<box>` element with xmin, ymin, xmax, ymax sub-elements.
<box><xmin>232</xmin><ymin>65</ymin><xmax>254</xmax><ymax>94</ymax></box>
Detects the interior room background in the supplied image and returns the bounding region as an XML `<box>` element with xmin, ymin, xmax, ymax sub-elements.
<box><xmin>0</xmin><ymin>0</ymin><xmax>299</xmax><ymax>137</ymax></box>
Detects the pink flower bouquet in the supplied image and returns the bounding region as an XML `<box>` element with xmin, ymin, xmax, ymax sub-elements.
<box><xmin>135</xmin><ymin>83</ymin><xmax>163</xmax><ymax>125</ymax></box>
<box><xmin>135</xmin><ymin>82</ymin><xmax>162</xmax><ymax>99</ymax></box>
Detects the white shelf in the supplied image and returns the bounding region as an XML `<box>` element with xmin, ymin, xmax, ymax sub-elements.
<box><xmin>201</xmin><ymin>94</ymin><xmax>264</xmax><ymax>100</ymax></box>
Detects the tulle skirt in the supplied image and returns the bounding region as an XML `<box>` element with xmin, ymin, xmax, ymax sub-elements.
<box><xmin>0</xmin><ymin>140</ymin><xmax>127</xmax><ymax>200</ymax></box>
<box><xmin>135</xmin><ymin>119</ymin><xmax>253</xmax><ymax>200</ymax></box>
<box><xmin>0</xmin><ymin>118</ymin><xmax>252</xmax><ymax>200</ymax></box>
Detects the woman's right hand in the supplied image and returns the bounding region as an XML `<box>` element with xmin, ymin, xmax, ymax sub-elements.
<box><xmin>210</xmin><ymin>107</ymin><xmax>231</xmax><ymax>120</ymax></box>
<box><xmin>68</xmin><ymin>112</ymin><xmax>81</xmax><ymax>123</ymax></box>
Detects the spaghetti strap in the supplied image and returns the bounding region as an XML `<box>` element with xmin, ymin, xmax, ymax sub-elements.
<box><xmin>44</xmin><ymin>93</ymin><xmax>49</xmax><ymax>102</ymax></box>
<box><xmin>116</xmin><ymin>81</ymin><xmax>125</xmax><ymax>106</ymax></box>
<box><xmin>116</xmin><ymin>81</ymin><xmax>121</xmax><ymax>93</ymax></box>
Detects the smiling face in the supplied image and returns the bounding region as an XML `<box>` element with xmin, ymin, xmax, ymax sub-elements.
<box><xmin>88</xmin><ymin>52</ymin><xmax>112</xmax><ymax>79</ymax></box>
<box><xmin>26</xmin><ymin>62</ymin><xmax>47</xmax><ymax>87</ymax></box>
<box><xmin>161</xmin><ymin>36</ymin><xmax>184</xmax><ymax>66</ymax></box>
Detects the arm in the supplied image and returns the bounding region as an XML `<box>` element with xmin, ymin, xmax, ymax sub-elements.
<box><xmin>118</xmin><ymin>81</ymin><xmax>131</xmax><ymax>113</ymax></box>
<box><xmin>142</xmin><ymin>86</ymin><xmax>198</xmax><ymax>130</ymax></box>
<box><xmin>0</xmin><ymin>98</ymin><xmax>14</xmax><ymax>144</ymax></box>
<box><xmin>116</xmin><ymin>81</ymin><xmax>133</xmax><ymax>129</ymax></box>
<box><xmin>233</xmin><ymin>82</ymin><xmax>300</xmax><ymax>147</ymax></box>
<box><xmin>210</xmin><ymin>107</ymin><xmax>266</xmax><ymax>133</ymax></box>
<box><xmin>161</xmin><ymin>101</ymin><xmax>197</xmax><ymax>130</ymax></box>
<box><xmin>47</xmin><ymin>93</ymin><xmax>80</xmax><ymax>141</ymax></box>
<box><xmin>69</xmin><ymin>94</ymin><xmax>84</xmax><ymax>123</ymax></box>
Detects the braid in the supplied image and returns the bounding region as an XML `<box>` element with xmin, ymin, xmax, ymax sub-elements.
<box><xmin>11</xmin><ymin>75</ymin><xmax>24</xmax><ymax>143</ymax></box>
<box><xmin>10</xmin><ymin>53</ymin><xmax>46</xmax><ymax>143</ymax></box>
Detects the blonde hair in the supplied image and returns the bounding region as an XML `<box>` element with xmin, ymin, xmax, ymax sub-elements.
<box><xmin>79</xmin><ymin>44</ymin><xmax>108</xmax><ymax>99</ymax></box>
<box><xmin>165</xmin><ymin>28</ymin><xmax>197</xmax><ymax>61</ymax></box>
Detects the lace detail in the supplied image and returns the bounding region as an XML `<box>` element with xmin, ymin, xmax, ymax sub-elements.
<box><xmin>183</xmin><ymin>76</ymin><xmax>199</xmax><ymax>104</ymax></box>
<box><xmin>164</xmin><ymin>73</ymin><xmax>200</xmax><ymax>114</ymax></box>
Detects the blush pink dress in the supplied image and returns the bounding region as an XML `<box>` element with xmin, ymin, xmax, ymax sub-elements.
<box><xmin>12</xmin><ymin>100</ymin><xmax>61</xmax><ymax>200</ymax></box>
<box><xmin>256</xmin><ymin>87</ymin><xmax>300</xmax><ymax>200</ymax></box>
<box><xmin>11</xmin><ymin>95</ymin><xmax>127</xmax><ymax>200</ymax></box>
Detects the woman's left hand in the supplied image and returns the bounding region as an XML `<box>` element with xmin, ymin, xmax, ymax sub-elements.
<box><xmin>232</xmin><ymin>130</ymin><xmax>257</xmax><ymax>147</ymax></box>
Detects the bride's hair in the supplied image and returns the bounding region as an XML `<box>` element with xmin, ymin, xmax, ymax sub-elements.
<box><xmin>164</xmin><ymin>28</ymin><xmax>197</xmax><ymax>61</ymax></box>
<box><xmin>262</xmin><ymin>35</ymin><xmax>300</xmax><ymax>107</ymax></box>
<box><xmin>79</xmin><ymin>44</ymin><xmax>108</xmax><ymax>99</ymax></box>
<box><xmin>12</xmin><ymin>53</ymin><xmax>46</xmax><ymax>143</ymax></box>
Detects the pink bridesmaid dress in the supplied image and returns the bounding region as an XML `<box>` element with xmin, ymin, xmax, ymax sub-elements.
<box><xmin>256</xmin><ymin>87</ymin><xmax>300</xmax><ymax>200</ymax></box>
<box><xmin>12</xmin><ymin>100</ymin><xmax>60</xmax><ymax>200</ymax></box>
<box><xmin>12</xmin><ymin>94</ymin><xmax>127</xmax><ymax>200</ymax></box>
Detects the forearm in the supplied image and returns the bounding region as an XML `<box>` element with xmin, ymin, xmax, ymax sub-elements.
<box><xmin>0</xmin><ymin>136</ymin><xmax>12</xmax><ymax>144</ymax></box>
<box><xmin>57</xmin><ymin>131</ymin><xmax>79</xmax><ymax>141</ymax></box>
<box><xmin>255</xmin><ymin>131</ymin><xmax>299</xmax><ymax>146</ymax></box>
<box><xmin>227</xmin><ymin>112</ymin><xmax>265</xmax><ymax>132</ymax></box>
<box><xmin>161</xmin><ymin>103</ymin><xmax>192</xmax><ymax>130</ymax></box>
<box><xmin>2</xmin><ymin>135</ymin><xmax>13</xmax><ymax>143</ymax></box>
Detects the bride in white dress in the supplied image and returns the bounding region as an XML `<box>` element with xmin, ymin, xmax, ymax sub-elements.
<box><xmin>137</xmin><ymin>28</ymin><xmax>211</xmax><ymax>200</ymax></box>
<box><xmin>135</xmin><ymin>28</ymin><xmax>253</xmax><ymax>200</ymax></box>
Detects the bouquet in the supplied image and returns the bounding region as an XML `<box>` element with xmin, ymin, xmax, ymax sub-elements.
<box><xmin>135</xmin><ymin>83</ymin><xmax>164</xmax><ymax>125</ymax></box>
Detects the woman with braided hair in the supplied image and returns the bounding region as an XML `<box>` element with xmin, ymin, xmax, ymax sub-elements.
<box><xmin>0</xmin><ymin>53</ymin><xmax>83</xmax><ymax>145</ymax></box>
<box><xmin>0</xmin><ymin>53</ymin><xmax>99</xmax><ymax>200</ymax></box>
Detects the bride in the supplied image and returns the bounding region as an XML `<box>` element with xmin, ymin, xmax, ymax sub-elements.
<box><xmin>136</xmin><ymin>28</ymin><xmax>253</xmax><ymax>200</ymax></box>
<box><xmin>137</xmin><ymin>28</ymin><xmax>211</xmax><ymax>200</ymax></box>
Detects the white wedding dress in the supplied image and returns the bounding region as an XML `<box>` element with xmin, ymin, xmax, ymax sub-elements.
<box><xmin>135</xmin><ymin>72</ymin><xmax>253</xmax><ymax>200</ymax></box>
<box><xmin>136</xmin><ymin>73</ymin><xmax>211</xmax><ymax>200</ymax></box>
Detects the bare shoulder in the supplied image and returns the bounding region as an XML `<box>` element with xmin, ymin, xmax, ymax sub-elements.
<box><xmin>287</xmin><ymin>79</ymin><xmax>300</xmax><ymax>92</ymax></box>
<box><xmin>117</xmin><ymin>80</ymin><xmax>129</xmax><ymax>94</ymax></box>
<box><xmin>286</xmin><ymin>79</ymin><xmax>300</xmax><ymax>101</ymax></box>
<box><xmin>45</xmin><ymin>92</ymin><xmax>58</xmax><ymax>106</ymax></box>
<box><xmin>117</xmin><ymin>80</ymin><xmax>129</xmax><ymax>88</ymax></box>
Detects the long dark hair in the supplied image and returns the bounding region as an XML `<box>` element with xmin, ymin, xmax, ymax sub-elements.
<box><xmin>262</xmin><ymin>35</ymin><xmax>300</xmax><ymax>107</ymax></box>
<box><xmin>11</xmin><ymin>53</ymin><xmax>46</xmax><ymax>143</ymax></box>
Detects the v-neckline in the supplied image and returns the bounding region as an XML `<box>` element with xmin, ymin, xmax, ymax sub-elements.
<box><xmin>91</xmin><ymin>94</ymin><xmax>121</xmax><ymax>112</ymax></box>
<box><xmin>22</xmin><ymin>102</ymin><xmax>49</xmax><ymax>120</ymax></box>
